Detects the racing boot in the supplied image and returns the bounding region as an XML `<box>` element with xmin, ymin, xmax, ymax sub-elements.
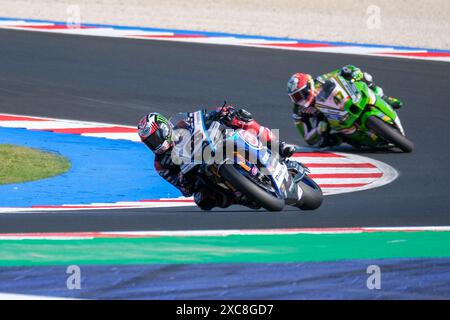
<box><xmin>383</xmin><ymin>96</ymin><xmax>404</xmax><ymax>110</ymax></box>
<box><xmin>194</xmin><ymin>188</ymin><xmax>234</xmax><ymax>211</ymax></box>
<box><xmin>234</xmin><ymin>196</ymin><xmax>262</xmax><ymax>210</ymax></box>
<box><xmin>319</xmin><ymin>133</ymin><xmax>342</xmax><ymax>148</ymax></box>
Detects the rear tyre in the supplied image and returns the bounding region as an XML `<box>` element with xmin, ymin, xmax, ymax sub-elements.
<box><xmin>296</xmin><ymin>176</ymin><xmax>323</xmax><ymax>210</ymax></box>
<box><xmin>219</xmin><ymin>164</ymin><xmax>285</xmax><ymax>212</ymax></box>
<box><xmin>366</xmin><ymin>116</ymin><xmax>414</xmax><ymax>153</ymax></box>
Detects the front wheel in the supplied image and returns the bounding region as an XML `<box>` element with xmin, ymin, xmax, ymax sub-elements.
<box><xmin>365</xmin><ymin>116</ymin><xmax>414</xmax><ymax>153</ymax></box>
<box><xmin>219</xmin><ymin>164</ymin><xmax>285</xmax><ymax>212</ymax></box>
<box><xmin>295</xmin><ymin>175</ymin><xmax>323</xmax><ymax>210</ymax></box>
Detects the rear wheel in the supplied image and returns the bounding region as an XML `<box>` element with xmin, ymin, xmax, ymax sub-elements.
<box><xmin>219</xmin><ymin>164</ymin><xmax>285</xmax><ymax>212</ymax></box>
<box><xmin>366</xmin><ymin>116</ymin><xmax>414</xmax><ymax>153</ymax></box>
<box><xmin>296</xmin><ymin>175</ymin><xmax>323</xmax><ymax>210</ymax></box>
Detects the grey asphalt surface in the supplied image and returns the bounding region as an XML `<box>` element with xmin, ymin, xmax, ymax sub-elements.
<box><xmin>0</xmin><ymin>29</ymin><xmax>449</xmax><ymax>232</ymax></box>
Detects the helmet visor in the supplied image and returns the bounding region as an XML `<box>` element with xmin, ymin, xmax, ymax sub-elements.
<box><xmin>143</xmin><ymin>130</ymin><xmax>165</xmax><ymax>151</ymax></box>
<box><xmin>288</xmin><ymin>85</ymin><xmax>311</xmax><ymax>105</ymax></box>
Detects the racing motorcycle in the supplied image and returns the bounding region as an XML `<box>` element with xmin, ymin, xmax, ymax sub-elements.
<box><xmin>313</xmin><ymin>75</ymin><xmax>414</xmax><ymax>152</ymax></box>
<box><xmin>170</xmin><ymin>110</ymin><xmax>323</xmax><ymax>212</ymax></box>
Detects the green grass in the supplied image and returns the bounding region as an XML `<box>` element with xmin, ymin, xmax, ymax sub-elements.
<box><xmin>0</xmin><ymin>144</ymin><xmax>70</xmax><ymax>185</ymax></box>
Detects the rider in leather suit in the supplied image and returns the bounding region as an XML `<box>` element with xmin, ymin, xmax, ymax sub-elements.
<box><xmin>138</xmin><ymin>105</ymin><xmax>296</xmax><ymax>210</ymax></box>
<box><xmin>287</xmin><ymin>65</ymin><xmax>404</xmax><ymax>147</ymax></box>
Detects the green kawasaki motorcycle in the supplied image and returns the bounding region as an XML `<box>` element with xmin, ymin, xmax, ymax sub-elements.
<box><xmin>314</xmin><ymin>75</ymin><xmax>414</xmax><ymax>152</ymax></box>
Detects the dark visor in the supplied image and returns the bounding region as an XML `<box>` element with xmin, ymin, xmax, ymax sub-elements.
<box><xmin>289</xmin><ymin>86</ymin><xmax>310</xmax><ymax>103</ymax></box>
<box><xmin>143</xmin><ymin>130</ymin><xmax>164</xmax><ymax>150</ymax></box>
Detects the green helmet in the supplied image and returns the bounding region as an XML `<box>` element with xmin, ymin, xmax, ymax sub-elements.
<box><xmin>137</xmin><ymin>113</ymin><xmax>173</xmax><ymax>154</ymax></box>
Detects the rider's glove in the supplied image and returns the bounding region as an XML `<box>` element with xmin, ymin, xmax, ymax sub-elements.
<box><xmin>220</xmin><ymin>107</ymin><xmax>255</xmax><ymax>128</ymax></box>
<box><xmin>218</xmin><ymin>105</ymin><xmax>237</xmax><ymax>122</ymax></box>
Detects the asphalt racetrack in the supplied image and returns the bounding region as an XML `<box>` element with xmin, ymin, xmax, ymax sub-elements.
<box><xmin>0</xmin><ymin>29</ymin><xmax>449</xmax><ymax>232</ymax></box>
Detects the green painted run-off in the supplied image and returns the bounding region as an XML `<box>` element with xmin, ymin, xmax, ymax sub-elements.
<box><xmin>1</xmin><ymin>232</ymin><xmax>450</xmax><ymax>267</ymax></box>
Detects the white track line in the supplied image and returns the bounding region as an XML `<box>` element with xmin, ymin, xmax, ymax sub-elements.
<box><xmin>0</xmin><ymin>226</ymin><xmax>449</xmax><ymax>240</ymax></box>
<box><xmin>0</xmin><ymin>293</ymin><xmax>75</xmax><ymax>300</ymax></box>
<box><xmin>0</xmin><ymin>18</ymin><xmax>448</xmax><ymax>62</ymax></box>
<box><xmin>81</xmin><ymin>132</ymin><xmax>141</xmax><ymax>141</ymax></box>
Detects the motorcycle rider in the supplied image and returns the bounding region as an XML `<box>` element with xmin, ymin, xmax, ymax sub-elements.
<box><xmin>137</xmin><ymin>105</ymin><xmax>297</xmax><ymax>210</ymax></box>
<box><xmin>287</xmin><ymin>65</ymin><xmax>404</xmax><ymax>147</ymax></box>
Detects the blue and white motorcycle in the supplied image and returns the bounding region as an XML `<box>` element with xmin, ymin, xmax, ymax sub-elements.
<box><xmin>171</xmin><ymin>110</ymin><xmax>323</xmax><ymax>211</ymax></box>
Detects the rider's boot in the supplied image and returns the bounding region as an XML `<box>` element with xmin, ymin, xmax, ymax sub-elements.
<box><xmin>383</xmin><ymin>96</ymin><xmax>404</xmax><ymax>110</ymax></box>
<box><xmin>318</xmin><ymin>132</ymin><xmax>342</xmax><ymax>148</ymax></box>
<box><xmin>195</xmin><ymin>188</ymin><xmax>262</xmax><ymax>211</ymax></box>
<box><xmin>194</xmin><ymin>189</ymin><xmax>233</xmax><ymax>211</ymax></box>
<box><xmin>234</xmin><ymin>197</ymin><xmax>262</xmax><ymax>210</ymax></box>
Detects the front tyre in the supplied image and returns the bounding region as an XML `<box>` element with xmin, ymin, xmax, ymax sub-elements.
<box><xmin>219</xmin><ymin>164</ymin><xmax>285</xmax><ymax>212</ymax></box>
<box><xmin>366</xmin><ymin>116</ymin><xmax>414</xmax><ymax>153</ymax></box>
<box><xmin>296</xmin><ymin>175</ymin><xmax>323</xmax><ymax>210</ymax></box>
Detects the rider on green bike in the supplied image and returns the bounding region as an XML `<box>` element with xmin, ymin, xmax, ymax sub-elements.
<box><xmin>287</xmin><ymin>65</ymin><xmax>403</xmax><ymax>147</ymax></box>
